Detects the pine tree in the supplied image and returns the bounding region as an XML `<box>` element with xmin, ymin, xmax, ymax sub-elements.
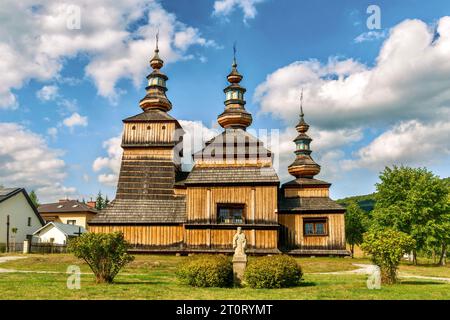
<box><xmin>29</xmin><ymin>190</ymin><xmax>40</xmax><ymax>208</ymax></box>
<box><xmin>104</xmin><ymin>195</ymin><xmax>110</xmax><ymax>208</ymax></box>
<box><xmin>345</xmin><ymin>201</ymin><xmax>366</xmax><ymax>258</ymax></box>
<box><xmin>96</xmin><ymin>191</ymin><xmax>105</xmax><ymax>210</ymax></box>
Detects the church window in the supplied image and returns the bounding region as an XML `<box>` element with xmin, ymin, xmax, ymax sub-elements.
<box><xmin>132</xmin><ymin>126</ymin><xmax>136</xmax><ymax>130</ymax></box>
<box><xmin>217</xmin><ymin>204</ymin><xmax>245</xmax><ymax>224</ymax></box>
<box><xmin>147</xmin><ymin>126</ymin><xmax>151</xmax><ymax>130</ymax></box>
<box><xmin>303</xmin><ymin>219</ymin><xmax>327</xmax><ymax>236</ymax></box>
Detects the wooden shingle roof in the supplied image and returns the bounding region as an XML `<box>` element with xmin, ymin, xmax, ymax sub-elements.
<box><xmin>278</xmin><ymin>196</ymin><xmax>345</xmax><ymax>213</ymax></box>
<box><xmin>193</xmin><ymin>129</ymin><xmax>273</xmax><ymax>160</ymax></box>
<box><xmin>123</xmin><ymin>110</ymin><xmax>182</xmax><ymax>127</ymax></box>
<box><xmin>282</xmin><ymin>178</ymin><xmax>331</xmax><ymax>188</ymax></box>
<box><xmin>89</xmin><ymin>197</ymin><xmax>186</xmax><ymax>224</ymax></box>
<box><xmin>185</xmin><ymin>166</ymin><xmax>279</xmax><ymax>185</ymax></box>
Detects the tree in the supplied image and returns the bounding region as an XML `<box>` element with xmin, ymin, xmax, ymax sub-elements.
<box><xmin>361</xmin><ymin>228</ymin><xmax>415</xmax><ymax>284</ymax></box>
<box><xmin>68</xmin><ymin>232</ymin><xmax>134</xmax><ymax>283</ymax></box>
<box><xmin>372</xmin><ymin>166</ymin><xmax>449</xmax><ymax>264</ymax></box>
<box><xmin>345</xmin><ymin>201</ymin><xmax>366</xmax><ymax>258</ymax></box>
<box><xmin>29</xmin><ymin>190</ymin><xmax>40</xmax><ymax>208</ymax></box>
<box><xmin>95</xmin><ymin>191</ymin><xmax>104</xmax><ymax>210</ymax></box>
<box><xmin>104</xmin><ymin>195</ymin><xmax>110</xmax><ymax>208</ymax></box>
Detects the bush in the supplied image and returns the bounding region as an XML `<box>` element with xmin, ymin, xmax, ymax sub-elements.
<box><xmin>68</xmin><ymin>232</ymin><xmax>134</xmax><ymax>284</ymax></box>
<box><xmin>176</xmin><ymin>255</ymin><xmax>233</xmax><ymax>288</ymax></box>
<box><xmin>244</xmin><ymin>255</ymin><xmax>303</xmax><ymax>289</ymax></box>
<box><xmin>361</xmin><ymin>228</ymin><xmax>416</xmax><ymax>284</ymax></box>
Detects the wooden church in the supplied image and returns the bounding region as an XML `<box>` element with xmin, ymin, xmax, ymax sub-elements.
<box><xmin>89</xmin><ymin>41</ymin><xmax>348</xmax><ymax>256</ymax></box>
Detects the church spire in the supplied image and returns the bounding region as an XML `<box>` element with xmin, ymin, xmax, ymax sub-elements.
<box><xmin>288</xmin><ymin>91</ymin><xmax>321</xmax><ymax>179</ymax></box>
<box><xmin>217</xmin><ymin>44</ymin><xmax>252</xmax><ymax>130</ymax></box>
<box><xmin>139</xmin><ymin>31</ymin><xmax>172</xmax><ymax>112</ymax></box>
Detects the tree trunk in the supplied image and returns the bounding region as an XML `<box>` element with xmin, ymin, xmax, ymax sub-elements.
<box><xmin>438</xmin><ymin>243</ymin><xmax>447</xmax><ymax>266</ymax></box>
<box><xmin>412</xmin><ymin>250</ymin><xmax>417</xmax><ymax>265</ymax></box>
<box><xmin>351</xmin><ymin>244</ymin><xmax>354</xmax><ymax>258</ymax></box>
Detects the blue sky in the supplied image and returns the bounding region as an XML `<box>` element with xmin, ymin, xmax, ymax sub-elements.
<box><xmin>0</xmin><ymin>0</ymin><xmax>449</xmax><ymax>202</ymax></box>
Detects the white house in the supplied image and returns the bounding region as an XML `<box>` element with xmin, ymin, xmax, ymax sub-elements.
<box><xmin>33</xmin><ymin>222</ymin><xmax>86</xmax><ymax>245</ymax></box>
<box><xmin>0</xmin><ymin>187</ymin><xmax>44</xmax><ymax>251</ymax></box>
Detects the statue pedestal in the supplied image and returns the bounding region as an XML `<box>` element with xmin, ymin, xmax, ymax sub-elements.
<box><xmin>232</xmin><ymin>254</ymin><xmax>247</xmax><ymax>286</ymax></box>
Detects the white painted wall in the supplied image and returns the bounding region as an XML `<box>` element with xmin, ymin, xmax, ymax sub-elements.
<box><xmin>34</xmin><ymin>225</ymin><xmax>68</xmax><ymax>244</ymax></box>
<box><xmin>0</xmin><ymin>192</ymin><xmax>43</xmax><ymax>244</ymax></box>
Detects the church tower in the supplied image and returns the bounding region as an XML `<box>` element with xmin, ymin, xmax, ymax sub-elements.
<box><xmin>217</xmin><ymin>47</ymin><xmax>252</xmax><ymax>130</ymax></box>
<box><xmin>116</xmin><ymin>35</ymin><xmax>184</xmax><ymax>200</ymax></box>
<box><xmin>277</xmin><ymin>92</ymin><xmax>347</xmax><ymax>255</ymax></box>
<box><xmin>184</xmin><ymin>48</ymin><xmax>280</xmax><ymax>253</ymax></box>
<box><xmin>90</xmin><ymin>36</ymin><xmax>187</xmax><ymax>244</ymax></box>
<box><xmin>287</xmin><ymin>91</ymin><xmax>321</xmax><ymax>179</ymax></box>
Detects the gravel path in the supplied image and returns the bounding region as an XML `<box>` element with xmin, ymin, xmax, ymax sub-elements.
<box><xmin>0</xmin><ymin>256</ymin><xmax>28</xmax><ymax>273</ymax></box>
<box><xmin>311</xmin><ymin>263</ymin><xmax>450</xmax><ymax>282</ymax></box>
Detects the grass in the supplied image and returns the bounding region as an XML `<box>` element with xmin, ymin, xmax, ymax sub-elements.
<box><xmin>0</xmin><ymin>254</ymin><xmax>449</xmax><ymax>300</ymax></box>
<box><xmin>399</xmin><ymin>262</ymin><xmax>450</xmax><ymax>278</ymax></box>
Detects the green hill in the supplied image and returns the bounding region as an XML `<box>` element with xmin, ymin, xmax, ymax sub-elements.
<box><xmin>336</xmin><ymin>193</ymin><xmax>377</xmax><ymax>212</ymax></box>
<box><xmin>337</xmin><ymin>177</ymin><xmax>449</xmax><ymax>213</ymax></box>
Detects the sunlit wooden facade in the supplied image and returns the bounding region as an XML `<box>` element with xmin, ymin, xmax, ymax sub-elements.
<box><xmin>89</xmin><ymin>43</ymin><xmax>348</xmax><ymax>256</ymax></box>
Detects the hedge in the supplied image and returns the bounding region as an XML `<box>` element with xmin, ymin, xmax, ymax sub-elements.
<box><xmin>244</xmin><ymin>255</ymin><xmax>303</xmax><ymax>289</ymax></box>
<box><xmin>176</xmin><ymin>254</ymin><xmax>233</xmax><ymax>288</ymax></box>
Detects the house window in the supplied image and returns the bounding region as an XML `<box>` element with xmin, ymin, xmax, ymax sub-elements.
<box><xmin>303</xmin><ymin>219</ymin><xmax>328</xmax><ymax>236</ymax></box>
<box><xmin>67</xmin><ymin>220</ymin><xmax>76</xmax><ymax>225</ymax></box>
<box><xmin>217</xmin><ymin>204</ymin><xmax>245</xmax><ymax>224</ymax></box>
<box><xmin>27</xmin><ymin>217</ymin><xmax>31</xmax><ymax>227</ymax></box>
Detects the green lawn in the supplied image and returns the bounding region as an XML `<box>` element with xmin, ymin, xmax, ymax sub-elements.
<box><xmin>0</xmin><ymin>254</ymin><xmax>449</xmax><ymax>300</ymax></box>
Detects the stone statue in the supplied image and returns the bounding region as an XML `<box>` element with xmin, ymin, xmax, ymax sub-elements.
<box><xmin>233</xmin><ymin>227</ymin><xmax>247</xmax><ymax>256</ymax></box>
<box><xmin>232</xmin><ymin>227</ymin><xmax>247</xmax><ymax>286</ymax></box>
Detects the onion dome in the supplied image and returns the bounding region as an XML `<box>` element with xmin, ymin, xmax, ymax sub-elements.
<box><xmin>139</xmin><ymin>33</ymin><xmax>172</xmax><ymax>112</ymax></box>
<box><xmin>288</xmin><ymin>92</ymin><xmax>321</xmax><ymax>178</ymax></box>
<box><xmin>217</xmin><ymin>46</ymin><xmax>252</xmax><ymax>130</ymax></box>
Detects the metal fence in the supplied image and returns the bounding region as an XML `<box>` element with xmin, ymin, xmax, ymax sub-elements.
<box><xmin>0</xmin><ymin>242</ymin><xmax>24</xmax><ymax>253</ymax></box>
<box><xmin>30</xmin><ymin>242</ymin><xmax>67</xmax><ymax>254</ymax></box>
<box><xmin>0</xmin><ymin>241</ymin><xmax>67</xmax><ymax>254</ymax></box>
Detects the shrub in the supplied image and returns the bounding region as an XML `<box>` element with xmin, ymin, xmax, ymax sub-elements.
<box><xmin>361</xmin><ymin>228</ymin><xmax>416</xmax><ymax>284</ymax></box>
<box><xmin>244</xmin><ymin>255</ymin><xmax>303</xmax><ymax>289</ymax></box>
<box><xmin>176</xmin><ymin>255</ymin><xmax>233</xmax><ymax>288</ymax></box>
<box><xmin>68</xmin><ymin>232</ymin><xmax>134</xmax><ymax>284</ymax></box>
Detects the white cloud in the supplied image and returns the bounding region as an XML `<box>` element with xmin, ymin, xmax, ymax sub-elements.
<box><xmin>354</xmin><ymin>30</ymin><xmax>387</xmax><ymax>43</ymax></box>
<box><xmin>0</xmin><ymin>0</ymin><xmax>214</xmax><ymax>108</ymax></box>
<box><xmin>62</xmin><ymin>112</ymin><xmax>88</xmax><ymax>129</ymax></box>
<box><xmin>36</xmin><ymin>85</ymin><xmax>59</xmax><ymax>101</ymax></box>
<box><xmin>343</xmin><ymin>120</ymin><xmax>450</xmax><ymax>171</ymax></box>
<box><xmin>213</xmin><ymin>0</ymin><xmax>265</xmax><ymax>22</ymax></box>
<box><xmin>270</xmin><ymin>126</ymin><xmax>364</xmax><ymax>182</ymax></box>
<box><xmin>47</xmin><ymin>127</ymin><xmax>58</xmax><ymax>139</ymax></box>
<box><xmin>93</xmin><ymin>135</ymin><xmax>123</xmax><ymax>187</ymax></box>
<box><xmin>0</xmin><ymin>122</ymin><xmax>76</xmax><ymax>201</ymax></box>
<box><xmin>254</xmin><ymin>17</ymin><xmax>450</xmax><ymax>130</ymax></box>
